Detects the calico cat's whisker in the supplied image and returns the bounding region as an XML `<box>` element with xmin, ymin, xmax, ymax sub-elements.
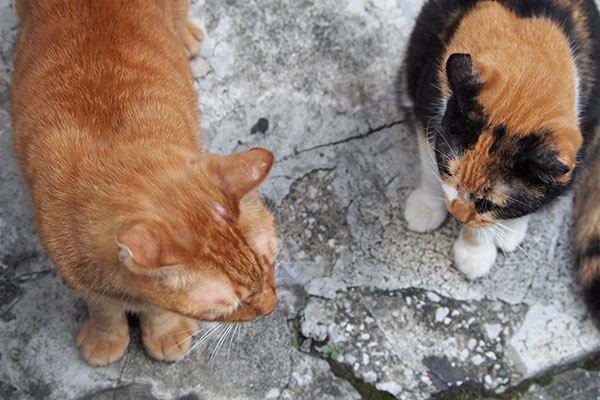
<box><xmin>491</xmin><ymin>225</ymin><xmax>536</xmax><ymax>263</ymax></box>
<box><xmin>431</xmin><ymin>145</ymin><xmax>452</xmax><ymax>163</ymax></box>
<box><xmin>504</xmin><ymin>195</ymin><xmax>536</xmax><ymax>212</ymax></box>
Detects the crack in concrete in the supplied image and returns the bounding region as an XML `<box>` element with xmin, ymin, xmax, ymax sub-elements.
<box><xmin>277</xmin><ymin>119</ymin><xmax>406</xmax><ymax>162</ymax></box>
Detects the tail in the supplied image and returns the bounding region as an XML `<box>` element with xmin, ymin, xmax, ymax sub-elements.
<box><xmin>575</xmin><ymin>148</ymin><xmax>600</xmax><ymax>328</ymax></box>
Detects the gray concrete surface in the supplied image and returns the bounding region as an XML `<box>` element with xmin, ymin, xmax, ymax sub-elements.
<box><xmin>1</xmin><ymin>0</ymin><xmax>600</xmax><ymax>398</ymax></box>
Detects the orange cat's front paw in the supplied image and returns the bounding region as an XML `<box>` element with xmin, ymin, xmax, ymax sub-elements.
<box><xmin>75</xmin><ymin>320</ymin><xmax>130</xmax><ymax>366</ymax></box>
<box><xmin>182</xmin><ymin>19</ymin><xmax>204</xmax><ymax>58</ymax></box>
<box><xmin>141</xmin><ymin>310</ymin><xmax>198</xmax><ymax>362</ymax></box>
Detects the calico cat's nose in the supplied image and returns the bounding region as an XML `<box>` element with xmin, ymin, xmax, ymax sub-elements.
<box><xmin>446</xmin><ymin>199</ymin><xmax>476</xmax><ymax>223</ymax></box>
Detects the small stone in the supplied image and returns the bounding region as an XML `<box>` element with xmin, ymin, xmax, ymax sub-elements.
<box><xmin>427</xmin><ymin>291</ymin><xmax>441</xmax><ymax>302</ymax></box>
<box><xmin>485</xmin><ymin>351</ymin><xmax>497</xmax><ymax>360</ymax></box>
<box><xmin>467</xmin><ymin>339</ymin><xmax>477</xmax><ymax>350</ymax></box>
<box><xmin>363</xmin><ymin>371</ymin><xmax>377</xmax><ymax>383</ymax></box>
<box><xmin>300</xmin><ymin>338</ymin><xmax>312</xmax><ymax>353</ymax></box>
<box><xmin>361</xmin><ymin>333</ymin><xmax>370</xmax><ymax>340</ymax></box>
<box><xmin>443</xmin><ymin>317</ymin><xmax>451</xmax><ymax>325</ymax></box>
<box><xmin>436</xmin><ymin>307</ymin><xmax>450</xmax><ymax>322</ymax></box>
<box><xmin>365</xmin><ymin>316</ymin><xmax>374</xmax><ymax>324</ymax></box>
<box><xmin>484</xmin><ymin>374</ymin><xmax>493</xmax><ymax>386</ymax></box>
<box><xmin>484</xmin><ymin>323</ymin><xmax>502</xmax><ymax>340</ymax></box>
<box><xmin>362</xmin><ymin>353</ymin><xmax>370</xmax><ymax>365</ymax></box>
<box><xmin>190</xmin><ymin>56</ymin><xmax>211</xmax><ymax>78</ymax></box>
<box><xmin>472</xmin><ymin>354</ymin><xmax>485</xmax><ymax>366</ymax></box>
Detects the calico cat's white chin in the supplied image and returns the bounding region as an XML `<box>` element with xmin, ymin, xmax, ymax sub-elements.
<box><xmin>404</xmin><ymin>187</ymin><xmax>447</xmax><ymax>232</ymax></box>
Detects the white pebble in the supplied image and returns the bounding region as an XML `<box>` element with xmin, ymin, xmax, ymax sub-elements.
<box><xmin>436</xmin><ymin>307</ymin><xmax>450</xmax><ymax>322</ymax></box>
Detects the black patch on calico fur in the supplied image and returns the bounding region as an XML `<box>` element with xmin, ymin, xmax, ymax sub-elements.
<box><xmin>474</xmin><ymin>198</ymin><xmax>497</xmax><ymax>214</ymax></box>
<box><xmin>446</xmin><ymin>54</ymin><xmax>483</xmax><ymax>110</ymax></box>
<box><xmin>579</xmin><ymin>238</ymin><xmax>600</xmax><ymax>261</ymax></box>
<box><xmin>582</xmin><ymin>278</ymin><xmax>600</xmax><ymax>328</ymax></box>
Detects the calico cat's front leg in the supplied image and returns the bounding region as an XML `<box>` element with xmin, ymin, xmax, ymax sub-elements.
<box><xmin>453</xmin><ymin>225</ymin><xmax>497</xmax><ymax>280</ymax></box>
<box><xmin>140</xmin><ymin>307</ymin><xmax>198</xmax><ymax>362</ymax></box>
<box><xmin>454</xmin><ymin>216</ymin><xmax>529</xmax><ymax>279</ymax></box>
<box><xmin>493</xmin><ymin>216</ymin><xmax>529</xmax><ymax>253</ymax></box>
<box><xmin>75</xmin><ymin>299</ymin><xmax>130</xmax><ymax>366</ymax></box>
<box><xmin>404</xmin><ymin>132</ymin><xmax>448</xmax><ymax>232</ymax></box>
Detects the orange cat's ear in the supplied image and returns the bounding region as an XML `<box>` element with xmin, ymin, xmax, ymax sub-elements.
<box><xmin>202</xmin><ymin>147</ymin><xmax>274</xmax><ymax>203</ymax></box>
<box><xmin>115</xmin><ymin>223</ymin><xmax>162</xmax><ymax>271</ymax></box>
<box><xmin>446</xmin><ymin>53</ymin><xmax>484</xmax><ymax>111</ymax></box>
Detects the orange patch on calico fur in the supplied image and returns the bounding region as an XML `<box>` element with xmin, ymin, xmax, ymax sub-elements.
<box><xmin>440</xmin><ymin>1</ymin><xmax>582</xmax><ymax>163</ymax></box>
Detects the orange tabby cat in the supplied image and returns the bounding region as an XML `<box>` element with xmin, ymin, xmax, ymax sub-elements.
<box><xmin>11</xmin><ymin>0</ymin><xmax>279</xmax><ymax>366</ymax></box>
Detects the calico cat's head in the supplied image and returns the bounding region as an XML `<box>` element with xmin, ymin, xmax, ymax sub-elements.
<box><xmin>114</xmin><ymin>147</ymin><xmax>279</xmax><ymax>322</ymax></box>
<box><xmin>434</xmin><ymin>53</ymin><xmax>582</xmax><ymax>227</ymax></box>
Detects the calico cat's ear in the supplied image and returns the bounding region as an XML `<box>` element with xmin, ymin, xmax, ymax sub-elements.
<box><xmin>446</xmin><ymin>53</ymin><xmax>484</xmax><ymax>111</ymax></box>
<box><xmin>528</xmin><ymin>124</ymin><xmax>582</xmax><ymax>183</ymax></box>
<box><xmin>527</xmin><ymin>146</ymin><xmax>571</xmax><ymax>184</ymax></box>
<box><xmin>116</xmin><ymin>223</ymin><xmax>162</xmax><ymax>271</ymax></box>
<box><xmin>201</xmin><ymin>147</ymin><xmax>275</xmax><ymax>204</ymax></box>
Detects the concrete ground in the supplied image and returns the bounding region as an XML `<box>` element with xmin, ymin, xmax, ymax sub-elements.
<box><xmin>1</xmin><ymin>0</ymin><xmax>600</xmax><ymax>398</ymax></box>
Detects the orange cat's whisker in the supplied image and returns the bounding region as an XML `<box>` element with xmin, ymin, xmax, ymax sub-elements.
<box><xmin>187</xmin><ymin>322</ymin><xmax>225</xmax><ymax>356</ymax></box>
<box><xmin>210</xmin><ymin>323</ymin><xmax>235</xmax><ymax>362</ymax></box>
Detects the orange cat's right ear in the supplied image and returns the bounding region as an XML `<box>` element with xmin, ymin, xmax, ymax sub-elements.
<box><xmin>201</xmin><ymin>147</ymin><xmax>275</xmax><ymax>203</ymax></box>
<box><xmin>115</xmin><ymin>223</ymin><xmax>162</xmax><ymax>271</ymax></box>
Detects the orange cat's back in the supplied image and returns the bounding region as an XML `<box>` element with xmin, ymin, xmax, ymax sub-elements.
<box><xmin>13</xmin><ymin>0</ymin><xmax>200</xmax><ymax>166</ymax></box>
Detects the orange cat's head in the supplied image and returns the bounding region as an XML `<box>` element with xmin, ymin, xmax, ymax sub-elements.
<box><xmin>114</xmin><ymin>147</ymin><xmax>279</xmax><ymax>322</ymax></box>
<box><xmin>435</xmin><ymin>53</ymin><xmax>581</xmax><ymax>227</ymax></box>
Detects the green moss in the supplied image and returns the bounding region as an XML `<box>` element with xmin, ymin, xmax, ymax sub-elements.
<box><xmin>581</xmin><ymin>354</ymin><xmax>600</xmax><ymax>371</ymax></box>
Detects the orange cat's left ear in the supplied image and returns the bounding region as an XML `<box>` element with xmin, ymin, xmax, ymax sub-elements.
<box><xmin>115</xmin><ymin>223</ymin><xmax>162</xmax><ymax>271</ymax></box>
<box><xmin>202</xmin><ymin>147</ymin><xmax>275</xmax><ymax>203</ymax></box>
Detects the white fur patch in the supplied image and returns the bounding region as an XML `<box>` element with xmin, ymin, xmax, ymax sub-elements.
<box><xmin>442</xmin><ymin>183</ymin><xmax>458</xmax><ymax>201</ymax></box>
<box><xmin>404</xmin><ymin>187</ymin><xmax>447</xmax><ymax>232</ymax></box>
<box><xmin>494</xmin><ymin>216</ymin><xmax>529</xmax><ymax>252</ymax></box>
<box><xmin>453</xmin><ymin>226</ymin><xmax>497</xmax><ymax>280</ymax></box>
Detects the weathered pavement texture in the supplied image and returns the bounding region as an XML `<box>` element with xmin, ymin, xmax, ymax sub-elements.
<box><xmin>1</xmin><ymin>0</ymin><xmax>600</xmax><ymax>399</ymax></box>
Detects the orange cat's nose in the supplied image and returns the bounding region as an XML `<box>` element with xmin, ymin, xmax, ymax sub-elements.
<box><xmin>446</xmin><ymin>199</ymin><xmax>476</xmax><ymax>223</ymax></box>
<box><xmin>257</xmin><ymin>289</ymin><xmax>278</xmax><ymax>316</ymax></box>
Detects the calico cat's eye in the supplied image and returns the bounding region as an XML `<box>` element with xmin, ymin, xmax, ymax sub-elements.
<box><xmin>474</xmin><ymin>198</ymin><xmax>496</xmax><ymax>214</ymax></box>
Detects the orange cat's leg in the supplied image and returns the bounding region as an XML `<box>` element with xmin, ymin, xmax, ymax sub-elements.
<box><xmin>140</xmin><ymin>308</ymin><xmax>198</xmax><ymax>362</ymax></box>
<box><xmin>172</xmin><ymin>0</ymin><xmax>204</xmax><ymax>58</ymax></box>
<box><xmin>75</xmin><ymin>299</ymin><xmax>130</xmax><ymax>366</ymax></box>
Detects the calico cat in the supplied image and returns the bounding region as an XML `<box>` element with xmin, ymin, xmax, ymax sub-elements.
<box><xmin>398</xmin><ymin>0</ymin><xmax>600</xmax><ymax>291</ymax></box>
<box><xmin>11</xmin><ymin>0</ymin><xmax>279</xmax><ymax>366</ymax></box>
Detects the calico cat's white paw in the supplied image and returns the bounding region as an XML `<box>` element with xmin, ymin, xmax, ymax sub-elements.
<box><xmin>453</xmin><ymin>227</ymin><xmax>497</xmax><ymax>280</ymax></box>
<box><xmin>404</xmin><ymin>187</ymin><xmax>447</xmax><ymax>232</ymax></box>
<box><xmin>493</xmin><ymin>216</ymin><xmax>529</xmax><ymax>252</ymax></box>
